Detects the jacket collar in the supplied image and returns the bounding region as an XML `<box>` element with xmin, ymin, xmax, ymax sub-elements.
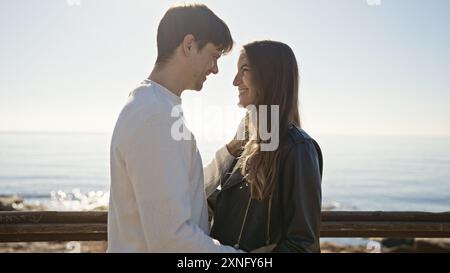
<box><xmin>221</xmin><ymin>157</ymin><xmax>246</xmax><ymax>191</ymax></box>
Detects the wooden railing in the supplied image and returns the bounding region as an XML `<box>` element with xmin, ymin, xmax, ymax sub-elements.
<box><xmin>0</xmin><ymin>211</ymin><xmax>449</xmax><ymax>242</ymax></box>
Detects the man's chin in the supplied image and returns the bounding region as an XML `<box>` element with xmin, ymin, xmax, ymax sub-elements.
<box><xmin>192</xmin><ymin>82</ymin><xmax>204</xmax><ymax>91</ymax></box>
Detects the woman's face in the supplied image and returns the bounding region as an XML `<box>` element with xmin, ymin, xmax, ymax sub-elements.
<box><xmin>233</xmin><ymin>52</ymin><xmax>256</xmax><ymax>108</ymax></box>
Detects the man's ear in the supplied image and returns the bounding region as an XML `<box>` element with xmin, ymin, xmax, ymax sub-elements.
<box><xmin>182</xmin><ymin>34</ymin><xmax>196</xmax><ymax>57</ymax></box>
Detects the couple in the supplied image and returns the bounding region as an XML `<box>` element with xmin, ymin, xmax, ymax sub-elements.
<box><xmin>107</xmin><ymin>4</ymin><xmax>323</xmax><ymax>253</ymax></box>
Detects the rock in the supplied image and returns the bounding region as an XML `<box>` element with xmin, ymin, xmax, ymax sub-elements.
<box><xmin>320</xmin><ymin>242</ymin><xmax>368</xmax><ymax>253</ymax></box>
<box><xmin>383</xmin><ymin>245</ymin><xmax>416</xmax><ymax>253</ymax></box>
<box><xmin>414</xmin><ymin>239</ymin><xmax>450</xmax><ymax>253</ymax></box>
<box><xmin>381</xmin><ymin>238</ymin><xmax>414</xmax><ymax>248</ymax></box>
<box><xmin>384</xmin><ymin>238</ymin><xmax>450</xmax><ymax>253</ymax></box>
<box><xmin>0</xmin><ymin>196</ymin><xmax>24</xmax><ymax>211</ymax></box>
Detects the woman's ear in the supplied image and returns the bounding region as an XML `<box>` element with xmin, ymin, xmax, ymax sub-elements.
<box><xmin>182</xmin><ymin>34</ymin><xmax>196</xmax><ymax>56</ymax></box>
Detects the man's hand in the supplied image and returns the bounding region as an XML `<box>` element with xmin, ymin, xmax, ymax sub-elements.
<box><xmin>226</xmin><ymin>116</ymin><xmax>248</xmax><ymax>157</ymax></box>
<box><xmin>226</xmin><ymin>138</ymin><xmax>245</xmax><ymax>157</ymax></box>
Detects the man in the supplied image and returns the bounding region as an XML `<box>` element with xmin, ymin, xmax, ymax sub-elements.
<box><xmin>107</xmin><ymin>4</ymin><xmax>242</xmax><ymax>252</ymax></box>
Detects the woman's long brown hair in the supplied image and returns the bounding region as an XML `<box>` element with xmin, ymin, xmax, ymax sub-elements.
<box><xmin>240</xmin><ymin>40</ymin><xmax>300</xmax><ymax>200</ymax></box>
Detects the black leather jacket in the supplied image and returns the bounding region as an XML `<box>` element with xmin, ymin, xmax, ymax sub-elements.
<box><xmin>208</xmin><ymin>125</ymin><xmax>323</xmax><ymax>253</ymax></box>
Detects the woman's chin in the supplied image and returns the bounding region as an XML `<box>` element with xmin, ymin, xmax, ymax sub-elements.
<box><xmin>238</xmin><ymin>97</ymin><xmax>252</xmax><ymax>108</ymax></box>
<box><xmin>238</xmin><ymin>101</ymin><xmax>249</xmax><ymax>108</ymax></box>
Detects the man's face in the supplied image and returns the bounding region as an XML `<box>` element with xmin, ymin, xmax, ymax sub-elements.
<box><xmin>188</xmin><ymin>42</ymin><xmax>222</xmax><ymax>91</ymax></box>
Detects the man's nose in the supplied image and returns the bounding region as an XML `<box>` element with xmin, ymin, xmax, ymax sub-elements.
<box><xmin>211</xmin><ymin>65</ymin><xmax>218</xmax><ymax>74</ymax></box>
<box><xmin>210</xmin><ymin>60</ymin><xmax>219</xmax><ymax>75</ymax></box>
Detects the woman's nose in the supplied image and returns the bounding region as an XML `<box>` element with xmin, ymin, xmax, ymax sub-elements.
<box><xmin>233</xmin><ymin>73</ymin><xmax>240</xmax><ymax>86</ymax></box>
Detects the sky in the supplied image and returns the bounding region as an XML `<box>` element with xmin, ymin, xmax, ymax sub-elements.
<box><xmin>1</xmin><ymin>0</ymin><xmax>450</xmax><ymax>141</ymax></box>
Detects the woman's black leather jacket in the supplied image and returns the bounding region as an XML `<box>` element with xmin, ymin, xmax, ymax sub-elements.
<box><xmin>208</xmin><ymin>125</ymin><xmax>323</xmax><ymax>252</ymax></box>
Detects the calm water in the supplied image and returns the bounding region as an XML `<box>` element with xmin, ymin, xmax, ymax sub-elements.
<box><xmin>0</xmin><ymin>132</ymin><xmax>449</xmax><ymax>212</ymax></box>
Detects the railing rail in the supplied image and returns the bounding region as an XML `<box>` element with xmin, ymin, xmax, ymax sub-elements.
<box><xmin>1</xmin><ymin>211</ymin><xmax>449</xmax><ymax>242</ymax></box>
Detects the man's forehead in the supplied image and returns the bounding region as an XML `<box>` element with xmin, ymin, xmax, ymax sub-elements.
<box><xmin>203</xmin><ymin>42</ymin><xmax>222</xmax><ymax>53</ymax></box>
<box><xmin>238</xmin><ymin>53</ymin><xmax>248</xmax><ymax>64</ymax></box>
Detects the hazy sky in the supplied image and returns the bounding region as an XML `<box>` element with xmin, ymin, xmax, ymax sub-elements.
<box><xmin>1</xmin><ymin>0</ymin><xmax>449</xmax><ymax>139</ymax></box>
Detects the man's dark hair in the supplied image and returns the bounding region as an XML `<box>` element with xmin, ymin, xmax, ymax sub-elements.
<box><xmin>156</xmin><ymin>4</ymin><xmax>234</xmax><ymax>65</ymax></box>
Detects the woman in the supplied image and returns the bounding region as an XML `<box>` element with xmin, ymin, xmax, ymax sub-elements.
<box><xmin>205</xmin><ymin>40</ymin><xmax>323</xmax><ymax>253</ymax></box>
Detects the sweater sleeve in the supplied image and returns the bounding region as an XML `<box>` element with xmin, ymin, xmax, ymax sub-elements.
<box><xmin>203</xmin><ymin>116</ymin><xmax>246</xmax><ymax>197</ymax></box>
<box><xmin>123</xmin><ymin>113</ymin><xmax>242</xmax><ymax>253</ymax></box>
<box><xmin>203</xmin><ymin>145</ymin><xmax>235</xmax><ymax>197</ymax></box>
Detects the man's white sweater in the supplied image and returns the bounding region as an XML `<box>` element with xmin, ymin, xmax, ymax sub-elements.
<box><xmin>107</xmin><ymin>79</ymin><xmax>240</xmax><ymax>252</ymax></box>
